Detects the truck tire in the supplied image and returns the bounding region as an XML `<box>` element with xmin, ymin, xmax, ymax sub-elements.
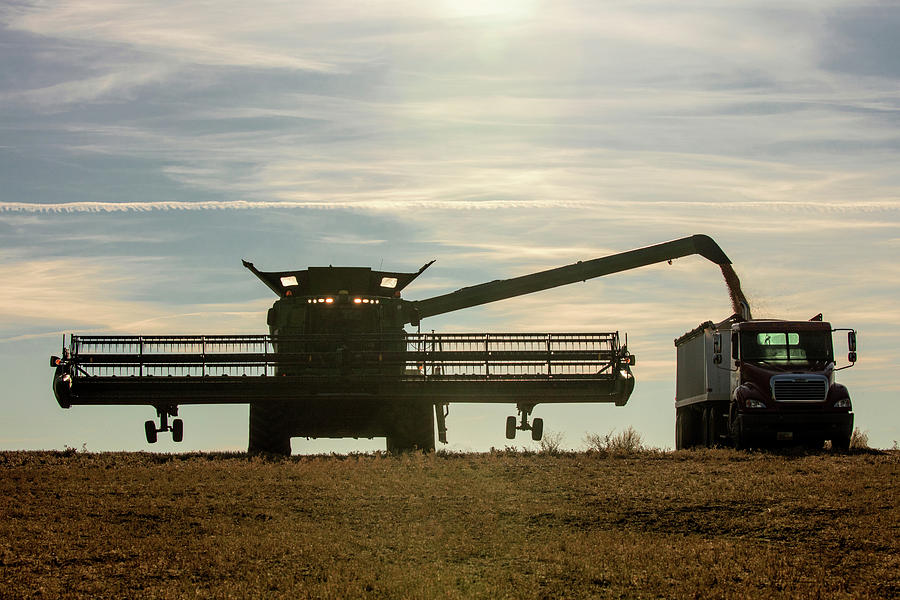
<box><xmin>249</xmin><ymin>401</ymin><xmax>292</xmax><ymax>455</ymax></box>
<box><xmin>386</xmin><ymin>402</ymin><xmax>435</xmax><ymax>453</ymax></box>
<box><xmin>703</xmin><ymin>405</ymin><xmax>723</xmax><ymax>448</ymax></box>
<box><xmin>804</xmin><ymin>437</ymin><xmax>824</xmax><ymax>451</ymax></box>
<box><xmin>729</xmin><ymin>408</ymin><xmax>748</xmax><ymax>450</ymax></box>
<box><xmin>677</xmin><ymin>406</ymin><xmax>701</xmax><ymax>449</ymax></box>
<box><xmin>675</xmin><ymin>409</ymin><xmax>685</xmax><ymax>449</ymax></box>
<box><xmin>832</xmin><ymin>432</ymin><xmax>851</xmax><ymax>452</ymax></box>
<box><xmin>701</xmin><ymin>406</ymin><xmax>711</xmax><ymax>447</ymax></box>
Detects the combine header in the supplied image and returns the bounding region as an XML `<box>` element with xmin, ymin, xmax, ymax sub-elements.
<box><xmin>52</xmin><ymin>234</ymin><xmax>736</xmax><ymax>454</ymax></box>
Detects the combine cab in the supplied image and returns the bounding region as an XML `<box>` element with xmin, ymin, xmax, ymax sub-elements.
<box><xmin>52</xmin><ymin>234</ymin><xmax>736</xmax><ymax>454</ymax></box>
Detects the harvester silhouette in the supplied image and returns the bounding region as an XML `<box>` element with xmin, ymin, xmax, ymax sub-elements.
<box><xmin>52</xmin><ymin>235</ymin><xmax>734</xmax><ymax>454</ymax></box>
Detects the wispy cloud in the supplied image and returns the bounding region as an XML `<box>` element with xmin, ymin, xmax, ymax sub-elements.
<box><xmin>3</xmin><ymin>1</ymin><xmax>897</xmax><ymax>220</ymax></box>
<box><xmin>1</xmin><ymin>65</ymin><xmax>175</xmax><ymax>110</ymax></box>
<box><xmin>4</xmin><ymin>1</ymin><xmax>371</xmax><ymax>74</ymax></box>
<box><xmin>0</xmin><ymin>257</ymin><xmax>269</xmax><ymax>340</ymax></box>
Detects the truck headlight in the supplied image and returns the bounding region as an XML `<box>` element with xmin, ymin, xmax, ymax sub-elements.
<box><xmin>834</xmin><ymin>398</ymin><xmax>852</xmax><ymax>409</ymax></box>
<box><xmin>746</xmin><ymin>398</ymin><xmax>767</xmax><ymax>409</ymax></box>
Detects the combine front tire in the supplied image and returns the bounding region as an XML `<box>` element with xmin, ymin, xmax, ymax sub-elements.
<box><xmin>386</xmin><ymin>402</ymin><xmax>435</xmax><ymax>453</ymax></box>
<box><xmin>249</xmin><ymin>402</ymin><xmax>292</xmax><ymax>455</ymax></box>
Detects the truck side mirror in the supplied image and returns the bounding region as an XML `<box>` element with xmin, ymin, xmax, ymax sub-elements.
<box><xmin>731</xmin><ymin>331</ymin><xmax>739</xmax><ymax>360</ymax></box>
<box><xmin>848</xmin><ymin>330</ymin><xmax>856</xmax><ymax>352</ymax></box>
<box><xmin>848</xmin><ymin>351</ymin><xmax>857</xmax><ymax>363</ymax></box>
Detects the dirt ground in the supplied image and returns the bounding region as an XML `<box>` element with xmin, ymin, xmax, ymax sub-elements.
<box><xmin>1</xmin><ymin>448</ymin><xmax>897</xmax><ymax>599</ymax></box>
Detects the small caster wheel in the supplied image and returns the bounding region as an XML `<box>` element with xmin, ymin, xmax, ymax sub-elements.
<box><xmin>144</xmin><ymin>420</ymin><xmax>158</xmax><ymax>444</ymax></box>
<box><xmin>531</xmin><ymin>417</ymin><xmax>544</xmax><ymax>441</ymax></box>
<box><xmin>172</xmin><ymin>419</ymin><xmax>184</xmax><ymax>443</ymax></box>
<box><xmin>505</xmin><ymin>416</ymin><xmax>517</xmax><ymax>440</ymax></box>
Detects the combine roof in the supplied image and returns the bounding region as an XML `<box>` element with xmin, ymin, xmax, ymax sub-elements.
<box><xmin>242</xmin><ymin>260</ymin><xmax>434</xmax><ymax>298</ymax></box>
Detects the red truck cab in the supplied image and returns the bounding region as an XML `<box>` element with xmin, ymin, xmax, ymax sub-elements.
<box><xmin>723</xmin><ymin>319</ymin><xmax>856</xmax><ymax>449</ymax></box>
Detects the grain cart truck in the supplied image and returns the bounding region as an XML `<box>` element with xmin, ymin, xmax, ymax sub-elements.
<box><xmin>674</xmin><ymin>315</ymin><xmax>857</xmax><ymax>450</ymax></box>
<box><xmin>52</xmin><ymin>234</ymin><xmax>736</xmax><ymax>455</ymax></box>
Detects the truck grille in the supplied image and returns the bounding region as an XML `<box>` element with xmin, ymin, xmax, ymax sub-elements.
<box><xmin>771</xmin><ymin>375</ymin><xmax>828</xmax><ymax>403</ymax></box>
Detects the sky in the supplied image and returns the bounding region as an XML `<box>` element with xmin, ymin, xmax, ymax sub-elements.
<box><xmin>1</xmin><ymin>0</ymin><xmax>898</xmax><ymax>453</ymax></box>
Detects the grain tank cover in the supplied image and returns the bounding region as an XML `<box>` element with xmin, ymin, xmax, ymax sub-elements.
<box><xmin>242</xmin><ymin>259</ymin><xmax>434</xmax><ymax>297</ymax></box>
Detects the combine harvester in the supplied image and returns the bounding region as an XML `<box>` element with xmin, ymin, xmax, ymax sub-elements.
<box><xmin>52</xmin><ymin>234</ymin><xmax>737</xmax><ymax>455</ymax></box>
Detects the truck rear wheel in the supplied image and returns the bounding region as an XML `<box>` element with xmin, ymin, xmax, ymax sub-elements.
<box><xmin>386</xmin><ymin>402</ymin><xmax>435</xmax><ymax>453</ymax></box>
<box><xmin>700</xmin><ymin>407</ymin><xmax>710</xmax><ymax>447</ymax></box>
<box><xmin>249</xmin><ymin>401</ymin><xmax>292</xmax><ymax>455</ymax></box>
<box><xmin>675</xmin><ymin>409</ymin><xmax>685</xmax><ymax>449</ymax></box>
<box><xmin>676</xmin><ymin>406</ymin><xmax>700</xmax><ymax>449</ymax></box>
<box><xmin>703</xmin><ymin>405</ymin><xmax>725</xmax><ymax>447</ymax></box>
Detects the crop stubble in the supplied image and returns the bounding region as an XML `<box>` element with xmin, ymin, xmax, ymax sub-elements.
<box><xmin>0</xmin><ymin>449</ymin><xmax>897</xmax><ymax>599</ymax></box>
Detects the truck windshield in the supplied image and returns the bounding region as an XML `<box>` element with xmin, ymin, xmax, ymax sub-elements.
<box><xmin>740</xmin><ymin>330</ymin><xmax>833</xmax><ymax>366</ymax></box>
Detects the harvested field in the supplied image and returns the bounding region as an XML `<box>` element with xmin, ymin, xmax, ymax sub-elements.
<box><xmin>1</xmin><ymin>449</ymin><xmax>897</xmax><ymax>599</ymax></box>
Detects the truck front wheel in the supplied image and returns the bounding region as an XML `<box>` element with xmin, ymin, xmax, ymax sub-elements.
<box><xmin>831</xmin><ymin>432</ymin><xmax>851</xmax><ymax>452</ymax></box>
<box><xmin>729</xmin><ymin>408</ymin><xmax>748</xmax><ymax>450</ymax></box>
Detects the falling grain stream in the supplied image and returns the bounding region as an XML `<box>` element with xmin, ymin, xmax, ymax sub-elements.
<box><xmin>720</xmin><ymin>263</ymin><xmax>749</xmax><ymax>316</ymax></box>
